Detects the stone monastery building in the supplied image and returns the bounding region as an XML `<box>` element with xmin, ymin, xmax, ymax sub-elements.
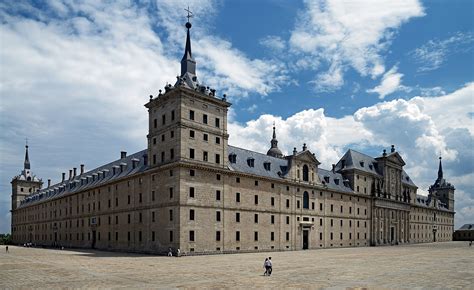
<box><xmin>10</xmin><ymin>19</ymin><xmax>455</xmax><ymax>255</ymax></box>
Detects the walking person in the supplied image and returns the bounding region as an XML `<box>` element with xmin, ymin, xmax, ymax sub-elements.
<box><xmin>263</xmin><ymin>258</ymin><xmax>269</xmax><ymax>276</ymax></box>
<box><xmin>267</xmin><ymin>257</ymin><xmax>273</xmax><ymax>276</ymax></box>
<box><xmin>5</xmin><ymin>246</ymin><xmax>8</xmax><ymax>253</ymax></box>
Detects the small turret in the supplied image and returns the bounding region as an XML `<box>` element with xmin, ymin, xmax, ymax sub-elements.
<box><xmin>266</xmin><ymin>124</ymin><xmax>283</xmax><ymax>158</ymax></box>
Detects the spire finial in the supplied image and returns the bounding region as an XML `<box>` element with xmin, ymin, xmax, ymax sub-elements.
<box><xmin>180</xmin><ymin>7</ymin><xmax>196</xmax><ymax>79</ymax></box>
<box><xmin>24</xmin><ymin>139</ymin><xmax>31</xmax><ymax>170</ymax></box>
<box><xmin>438</xmin><ymin>155</ymin><xmax>443</xmax><ymax>180</ymax></box>
<box><xmin>272</xmin><ymin>121</ymin><xmax>276</xmax><ymax>139</ymax></box>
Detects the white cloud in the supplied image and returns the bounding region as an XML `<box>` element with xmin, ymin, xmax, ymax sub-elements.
<box><xmin>366</xmin><ymin>66</ymin><xmax>405</xmax><ymax>99</ymax></box>
<box><xmin>246</xmin><ymin>104</ymin><xmax>258</xmax><ymax>113</ymax></box>
<box><xmin>410</xmin><ymin>32</ymin><xmax>474</xmax><ymax>72</ymax></box>
<box><xmin>289</xmin><ymin>0</ymin><xmax>424</xmax><ymax>91</ymax></box>
<box><xmin>259</xmin><ymin>35</ymin><xmax>286</xmax><ymax>52</ymax></box>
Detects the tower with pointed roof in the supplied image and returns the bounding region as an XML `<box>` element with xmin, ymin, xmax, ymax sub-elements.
<box><xmin>11</xmin><ymin>144</ymin><xmax>43</xmax><ymax>211</ymax></box>
<box><xmin>266</xmin><ymin>125</ymin><xmax>283</xmax><ymax>158</ymax></box>
<box><xmin>429</xmin><ymin>157</ymin><xmax>455</xmax><ymax>211</ymax></box>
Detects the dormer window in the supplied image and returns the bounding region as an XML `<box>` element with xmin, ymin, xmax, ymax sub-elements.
<box><xmin>324</xmin><ymin>176</ymin><xmax>330</xmax><ymax>183</ymax></box>
<box><xmin>360</xmin><ymin>161</ymin><xmax>364</xmax><ymax>167</ymax></box>
<box><xmin>228</xmin><ymin>153</ymin><xmax>237</xmax><ymax>163</ymax></box>
<box><xmin>247</xmin><ymin>158</ymin><xmax>255</xmax><ymax>167</ymax></box>
<box><xmin>334</xmin><ymin>178</ymin><xmax>339</xmax><ymax>185</ymax></box>
<box><xmin>369</xmin><ymin>164</ymin><xmax>373</xmax><ymax>170</ymax></box>
<box><xmin>264</xmin><ymin>162</ymin><xmax>271</xmax><ymax>171</ymax></box>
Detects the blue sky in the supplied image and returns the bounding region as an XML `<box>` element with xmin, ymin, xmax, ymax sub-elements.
<box><xmin>0</xmin><ymin>0</ymin><xmax>473</xmax><ymax>233</ymax></box>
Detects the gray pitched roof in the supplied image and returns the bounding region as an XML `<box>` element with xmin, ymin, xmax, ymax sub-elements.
<box><xmin>18</xmin><ymin>149</ymin><xmax>148</xmax><ymax>208</ymax></box>
<box><xmin>415</xmin><ymin>194</ymin><xmax>449</xmax><ymax>211</ymax></box>
<box><xmin>227</xmin><ymin>145</ymin><xmax>352</xmax><ymax>192</ymax></box>
<box><xmin>318</xmin><ymin>168</ymin><xmax>353</xmax><ymax>193</ymax></box>
<box><xmin>458</xmin><ymin>224</ymin><xmax>474</xmax><ymax>230</ymax></box>
<box><xmin>336</xmin><ymin>149</ymin><xmax>417</xmax><ymax>187</ymax></box>
<box><xmin>227</xmin><ymin>145</ymin><xmax>288</xmax><ymax>179</ymax></box>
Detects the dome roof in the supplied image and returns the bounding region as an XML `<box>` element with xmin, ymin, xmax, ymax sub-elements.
<box><xmin>267</xmin><ymin>147</ymin><xmax>283</xmax><ymax>158</ymax></box>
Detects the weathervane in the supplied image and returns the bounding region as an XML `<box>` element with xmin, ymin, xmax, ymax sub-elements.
<box><xmin>25</xmin><ymin>137</ymin><xmax>28</xmax><ymax>147</ymax></box>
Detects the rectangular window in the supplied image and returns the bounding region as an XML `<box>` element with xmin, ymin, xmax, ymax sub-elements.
<box><xmin>161</xmin><ymin>134</ymin><xmax>165</xmax><ymax>142</ymax></box>
<box><xmin>216</xmin><ymin>231</ymin><xmax>221</xmax><ymax>241</ymax></box>
<box><xmin>236</xmin><ymin>231</ymin><xmax>240</xmax><ymax>241</ymax></box>
<box><xmin>254</xmin><ymin>180</ymin><xmax>259</xmax><ymax>186</ymax></box>
<box><xmin>271</xmin><ymin>232</ymin><xmax>275</xmax><ymax>241</ymax></box>
<box><xmin>216</xmin><ymin>190</ymin><xmax>221</xmax><ymax>201</ymax></box>
<box><xmin>152</xmin><ymin>191</ymin><xmax>155</xmax><ymax>201</ymax></box>
<box><xmin>286</xmin><ymin>199</ymin><xmax>290</xmax><ymax>208</ymax></box>
<box><xmin>341</xmin><ymin>205</ymin><xmax>343</xmax><ymax>213</ymax></box>
<box><xmin>189</xmin><ymin>187</ymin><xmax>195</xmax><ymax>198</ymax></box>
<box><xmin>190</xmin><ymin>130</ymin><xmax>195</xmax><ymax>138</ymax></box>
<box><xmin>340</xmin><ymin>220</ymin><xmax>343</xmax><ymax>227</ymax></box>
<box><xmin>128</xmin><ymin>214</ymin><xmax>131</xmax><ymax>224</ymax></box>
<box><xmin>170</xmin><ymin>149</ymin><xmax>174</xmax><ymax>159</ymax></box>
<box><xmin>189</xmin><ymin>110</ymin><xmax>194</xmax><ymax>120</ymax></box>
<box><xmin>320</xmin><ymin>218</ymin><xmax>323</xmax><ymax>226</ymax></box>
<box><xmin>236</xmin><ymin>177</ymin><xmax>240</xmax><ymax>183</ymax></box>
<box><xmin>139</xmin><ymin>231</ymin><xmax>142</xmax><ymax>242</ymax></box>
<box><xmin>190</xmin><ymin>148</ymin><xmax>195</xmax><ymax>159</ymax></box>
<box><xmin>169</xmin><ymin>187</ymin><xmax>173</xmax><ymax>199</ymax></box>
<box><xmin>254</xmin><ymin>214</ymin><xmax>259</xmax><ymax>223</ymax></box>
<box><xmin>331</xmin><ymin>204</ymin><xmax>334</xmax><ymax>212</ymax></box>
<box><xmin>139</xmin><ymin>193</ymin><xmax>142</xmax><ymax>203</ymax></box>
<box><xmin>171</xmin><ymin>110</ymin><xmax>175</xmax><ymax>121</ymax></box>
<box><xmin>254</xmin><ymin>231</ymin><xmax>258</xmax><ymax>241</ymax></box>
<box><xmin>271</xmin><ymin>215</ymin><xmax>275</xmax><ymax>224</ymax></box>
<box><xmin>153</xmin><ymin>118</ymin><xmax>157</xmax><ymax>128</ymax></box>
<box><xmin>169</xmin><ymin>209</ymin><xmax>173</xmax><ymax>221</ymax></box>
<box><xmin>190</xmin><ymin>209</ymin><xmax>195</xmax><ymax>220</ymax></box>
<box><xmin>215</xmin><ymin>154</ymin><xmax>220</xmax><ymax>164</ymax></box>
<box><xmin>170</xmin><ymin>231</ymin><xmax>173</xmax><ymax>242</ymax></box>
<box><xmin>236</xmin><ymin>212</ymin><xmax>240</xmax><ymax>222</ymax></box>
<box><xmin>203</xmin><ymin>114</ymin><xmax>208</xmax><ymax>124</ymax></box>
<box><xmin>340</xmin><ymin>233</ymin><xmax>343</xmax><ymax>240</ymax></box>
<box><xmin>161</xmin><ymin>151</ymin><xmax>165</xmax><ymax>162</ymax></box>
<box><xmin>115</xmin><ymin>215</ymin><xmax>118</xmax><ymax>224</ymax></box>
<box><xmin>215</xmin><ymin>118</ymin><xmax>220</xmax><ymax>128</ymax></box>
<box><xmin>331</xmin><ymin>233</ymin><xmax>333</xmax><ymax>240</ymax></box>
<box><xmin>297</xmin><ymin>200</ymin><xmax>300</xmax><ymax>209</ymax></box>
<box><xmin>254</xmin><ymin>195</ymin><xmax>258</xmax><ymax>205</ymax></box>
<box><xmin>152</xmin><ymin>211</ymin><xmax>155</xmax><ymax>222</ymax></box>
<box><xmin>152</xmin><ymin>231</ymin><xmax>155</xmax><ymax>242</ymax></box>
<box><xmin>128</xmin><ymin>195</ymin><xmax>131</xmax><ymax>204</ymax></box>
<box><xmin>203</xmin><ymin>151</ymin><xmax>208</xmax><ymax>161</ymax></box>
<box><xmin>190</xmin><ymin>169</ymin><xmax>195</xmax><ymax>176</ymax></box>
<box><xmin>215</xmin><ymin>137</ymin><xmax>220</xmax><ymax>144</ymax></box>
<box><xmin>286</xmin><ymin>232</ymin><xmax>290</xmax><ymax>241</ymax></box>
<box><xmin>271</xmin><ymin>197</ymin><xmax>275</xmax><ymax>206</ymax></box>
<box><xmin>203</xmin><ymin>133</ymin><xmax>208</xmax><ymax>141</ymax></box>
<box><xmin>162</xmin><ymin>114</ymin><xmax>166</xmax><ymax>125</ymax></box>
<box><xmin>216</xmin><ymin>211</ymin><xmax>221</xmax><ymax>222</ymax></box>
<box><xmin>189</xmin><ymin>230</ymin><xmax>195</xmax><ymax>242</ymax></box>
<box><xmin>286</xmin><ymin>216</ymin><xmax>290</xmax><ymax>225</ymax></box>
<box><xmin>236</xmin><ymin>192</ymin><xmax>240</xmax><ymax>203</ymax></box>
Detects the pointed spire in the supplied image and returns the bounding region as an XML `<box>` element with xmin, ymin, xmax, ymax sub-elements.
<box><xmin>437</xmin><ymin>156</ymin><xmax>443</xmax><ymax>180</ymax></box>
<box><xmin>180</xmin><ymin>8</ymin><xmax>196</xmax><ymax>78</ymax></box>
<box><xmin>24</xmin><ymin>143</ymin><xmax>30</xmax><ymax>170</ymax></box>
<box><xmin>267</xmin><ymin>123</ymin><xmax>283</xmax><ymax>158</ymax></box>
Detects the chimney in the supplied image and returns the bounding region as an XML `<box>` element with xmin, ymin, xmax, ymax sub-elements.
<box><xmin>332</xmin><ymin>164</ymin><xmax>336</xmax><ymax>173</ymax></box>
<box><xmin>73</xmin><ymin>167</ymin><xmax>77</xmax><ymax>177</ymax></box>
<box><xmin>391</xmin><ymin>145</ymin><xmax>395</xmax><ymax>153</ymax></box>
<box><xmin>48</xmin><ymin>179</ymin><xmax>51</xmax><ymax>187</ymax></box>
<box><xmin>143</xmin><ymin>154</ymin><xmax>148</xmax><ymax>166</ymax></box>
<box><xmin>62</xmin><ymin>172</ymin><xmax>66</xmax><ymax>182</ymax></box>
<box><xmin>293</xmin><ymin>147</ymin><xmax>297</xmax><ymax>155</ymax></box>
<box><xmin>303</xmin><ymin>143</ymin><xmax>307</xmax><ymax>151</ymax></box>
<box><xmin>80</xmin><ymin>164</ymin><xmax>85</xmax><ymax>175</ymax></box>
<box><xmin>69</xmin><ymin>169</ymin><xmax>73</xmax><ymax>180</ymax></box>
<box><xmin>121</xmin><ymin>151</ymin><xmax>127</xmax><ymax>159</ymax></box>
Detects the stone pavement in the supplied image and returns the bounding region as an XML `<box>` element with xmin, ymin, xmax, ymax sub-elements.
<box><xmin>0</xmin><ymin>242</ymin><xmax>473</xmax><ymax>289</ymax></box>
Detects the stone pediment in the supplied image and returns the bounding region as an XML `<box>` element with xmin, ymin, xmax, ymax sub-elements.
<box><xmin>386</xmin><ymin>152</ymin><xmax>406</xmax><ymax>166</ymax></box>
<box><xmin>291</xmin><ymin>150</ymin><xmax>321</xmax><ymax>166</ymax></box>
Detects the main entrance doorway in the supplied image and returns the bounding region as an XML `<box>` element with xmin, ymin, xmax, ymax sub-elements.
<box><xmin>303</xmin><ymin>230</ymin><xmax>309</xmax><ymax>250</ymax></box>
<box><xmin>390</xmin><ymin>227</ymin><xmax>395</xmax><ymax>243</ymax></box>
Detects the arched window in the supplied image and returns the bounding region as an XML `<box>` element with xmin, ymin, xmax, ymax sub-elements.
<box><xmin>303</xmin><ymin>165</ymin><xmax>309</xmax><ymax>182</ymax></box>
<box><xmin>303</xmin><ymin>191</ymin><xmax>309</xmax><ymax>209</ymax></box>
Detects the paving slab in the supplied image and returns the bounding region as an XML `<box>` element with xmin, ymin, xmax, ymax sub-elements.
<box><xmin>0</xmin><ymin>242</ymin><xmax>473</xmax><ymax>289</ymax></box>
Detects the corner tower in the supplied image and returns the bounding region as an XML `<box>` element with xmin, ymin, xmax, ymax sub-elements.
<box><xmin>429</xmin><ymin>157</ymin><xmax>455</xmax><ymax>211</ymax></box>
<box><xmin>11</xmin><ymin>143</ymin><xmax>43</xmax><ymax>210</ymax></box>
<box><xmin>145</xmin><ymin>16</ymin><xmax>231</xmax><ymax>169</ymax></box>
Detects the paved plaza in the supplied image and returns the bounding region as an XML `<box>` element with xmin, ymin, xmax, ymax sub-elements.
<box><xmin>0</xmin><ymin>242</ymin><xmax>473</xmax><ymax>289</ymax></box>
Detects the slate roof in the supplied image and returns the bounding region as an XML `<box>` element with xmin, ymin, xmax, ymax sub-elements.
<box><xmin>457</xmin><ymin>224</ymin><xmax>474</xmax><ymax>231</ymax></box>
<box><xmin>415</xmin><ymin>194</ymin><xmax>449</xmax><ymax>211</ymax></box>
<box><xmin>18</xmin><ymin>149</ymin><xmax>148</xmax><ymax>208</ymax></box>
<box><xmin>227</xmin><ymin>145</ymin><xmax>353</xmax><ymax>192</ymax></box>
<box><xmin>227</xmin><ymin>145</ymin><xmax>288</xmax><ymax>179</ymax></box>
<box><xmin>335</xmin><ymin>149</ymin><xmax>417</xmax><ymax>187</ymax></box>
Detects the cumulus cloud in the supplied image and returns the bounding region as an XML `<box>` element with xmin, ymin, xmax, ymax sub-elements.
<box><xmin>366</xmin><ymin>66</ymin><xmax>406</xmax><ymax>99</ymax></box>
<box><xmin>410</xmin><ymin>32</ymin><xmax>474</xmax><ymax>72</ymax></box>
<box><xmin>289</xmin><ymin>0</ymin><xmax>424</xmax><ymax>91</ymax></box>
<box><xmin>259</xmin><ymin>35</ymin><xmax>286</xmax><ymax>52</ymax></box>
